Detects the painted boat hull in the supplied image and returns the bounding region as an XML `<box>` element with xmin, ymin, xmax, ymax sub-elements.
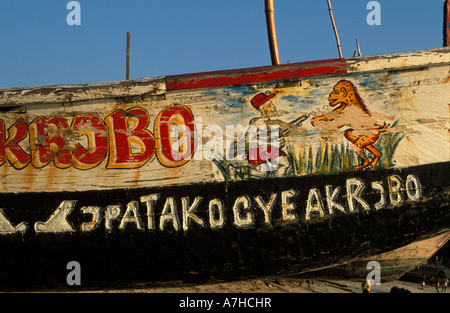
<box><xmin>283</xmin><ymin>231</ymin><xmax>450</xmax><ymax>282</ymax></box>
<box><xmin>0</xmin><ymin>162</ymin><xmax>448</xmax><ymax>289</ymax></box>
<box><xmin>0</xmin><ymin>48</ymin><xmax>449</xmax><ymax>290</ymax></box>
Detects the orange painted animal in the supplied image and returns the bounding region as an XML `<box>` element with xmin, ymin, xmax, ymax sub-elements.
<box><xmin>312</xmin><ymin>80</ymin><xmax>387</xmax><ymax>171</ymax></box>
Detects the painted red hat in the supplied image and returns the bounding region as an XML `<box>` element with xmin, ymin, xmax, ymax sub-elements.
<box><xmin>251</xmin><ymin>91</ymin><xmax>275</xmax><ymax>108</ymax></box>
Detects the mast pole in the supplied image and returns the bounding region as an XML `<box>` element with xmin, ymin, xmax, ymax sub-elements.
<box><xmin>126</xmin><ymin>32</ymin><xmax>131</xmax><ymax>80</ymax></box>
<box><xmin>327</xmin><ymin>0</ymin><xmax>343</xmax><ymax>58</ymax></box>
<box><xmin>265</xmin><ymin>0</ymin><xmax>281</xmax><ymax>65</ymax></box>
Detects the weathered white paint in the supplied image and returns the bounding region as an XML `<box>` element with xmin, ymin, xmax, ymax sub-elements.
<box><xmin>254</xmin><ymin>194</ymin><xmax>277</xmax><ymax>225</ymax></box>
<box><xmin>281</xmin><ymin>190</ymin><xmax>297</xmax><ymax>221</ymax></box>
<box><xmin>181</xmin><ymin>196</ymin><xmax>204</xmax><ymax>231</ymax></box>
<box><xmin>0</xmin><ymin>173</ymin><xmax>425</xmax><ymax>234</ymax></box>
<box><xmin>371</xmin><ymin>182</ymin><xmax>386</xmax><ymax>210</ymax></box>
<box><xmin>0</xmin><ymin>209</ymin><xmax>28</xmax><ymax>234</ymax></box>
<box><xmin>160</xmin><ymin>197</ymin><xmax>180</xmax><ymax>231</ymax></box>
<box><xmin>81</xmin><ymin>206</ymin><xmax>102</xmax><ymax>232</ymax></box>
<box><xmin>388</xmin><ymin>175</ymin><xmax>404</xmax><ymax>207</ymax></box>
<box><xmin>140</xmin><ymin>194</ymin><xmax>160</xmax><ymax>230</ymax></box>
<box><xmin>346</xmin><ymin>179</ymin><xmax>371</xmax><ymax>212</ymax></box>
<box><xmin>104</xmin><ymin>205</ymin><xmax>121</xmax><ymax>230</ymax></box>
<box><xmin>305</xmin><ymin>188</ymin><xmax>325</xmax><ymax>220</ymax></box>
<box><xmin>347</xmin><ymin>48</ymin><xmax>450</xmax><ymax>73</ymax></box>
<box><xmin>406</xmin><ymin>174</ymin><xmax>423</xmax><ymax>201</ymax></box>
<box><xmin>0</xmin><ymin>77</ymin><xmax>165</xmax><ymax>106</ymax></box>
<box><xmin>232</xmin><ymin>196</ymin><xmax>253</xmax><ymax>228</ymax></box>
<box><xmin>208</xmin><ymin>198</ymin><xmax>225</xmax><ymax>229</ymax></box>
<box><xmin>0</xmin><ymin>48</ymin><xmax>447</xmax><ymax>195</ymax></box>
<box><xmin>119</xmin><ymin>201</ymin><xmax>144</xmax><ymax>230</ymax></box>
<box><xmin>34</xmin><ymin>200</ymin><xmax>76</xmax><ymax>233</ymax></box>
<box><xmin>325</xmin><ymin>185</ymin><xmax>345</xmax><ymax>214</ymax></box>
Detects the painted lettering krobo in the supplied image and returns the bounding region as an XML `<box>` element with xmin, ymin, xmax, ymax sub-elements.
<box><xmin>0</xmin><ymin>106</ymin><xmax>195</xmax><ymax>170</ymax></box>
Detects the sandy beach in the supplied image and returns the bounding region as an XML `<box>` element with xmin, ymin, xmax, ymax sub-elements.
<box><xmin>82</xmin><ymin>277</ymin><xmax>445</xmax><ymax>294</ymax></box>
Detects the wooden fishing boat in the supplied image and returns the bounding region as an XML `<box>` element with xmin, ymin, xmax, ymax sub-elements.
<box><xmin>0</xmin><ymin>45</ymin><xmax>448</xmax><ymax>290</ymax></box>
<box><xmin>283</xmin><ymin>231</ymin><xmax>450</xmax><ymax>283</ymax></box>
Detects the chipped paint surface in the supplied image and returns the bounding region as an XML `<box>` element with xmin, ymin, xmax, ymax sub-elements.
<box><xmin>0</xmin><ymin>48</ymin><xmax>448</xmax><ymax>194</ymax></box>
<box><xmin>0</xmin><ymin>77</ymin><xmax>166</xmax><ymax>106</ymax></box>
<box><xmin>0</xmin><ymin>48</ymin><xmax>448</xmax><ymax>288</ymax></box>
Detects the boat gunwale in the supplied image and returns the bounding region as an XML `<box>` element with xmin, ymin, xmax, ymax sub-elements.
<box><xmin>0</xmin><ymin>47</ymin><xmax>449</xmax><ymax>107</ymax></box>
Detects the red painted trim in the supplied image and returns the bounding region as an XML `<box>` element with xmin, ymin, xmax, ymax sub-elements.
<box><xmin>166</xmin><ymin>58</ymin><xmax>348</xmax><ymax>91</ymax></box>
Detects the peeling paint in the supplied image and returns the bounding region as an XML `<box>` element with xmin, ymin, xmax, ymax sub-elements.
<box><xmin>0</xmin><ymin>48</ymin><xmax>447</xmax><ymax>288</ymax></box>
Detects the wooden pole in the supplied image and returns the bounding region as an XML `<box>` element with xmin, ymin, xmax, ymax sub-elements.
<box><xmin>265</xmin><ymin>0</ymin><xmax>281</xmax><ymax>65</ymax></box>
<box><xmin>126</xmin><ymin>32</ymin><xmax>131</xmax><ymax>80</ymax></box>
<box><xmin>327</xmin><ymin>0</ymin><xmax>343</xmax><ymax>58</ymax></box>
<box><xmin>445</xmin><ymin>0</ymin><xmax>450</xmax><ymax>47</ymax></box>
<box><xmin>356</xmin><ymin>38</ymin><xmax>362</xmax><ymax>56</ymax></box>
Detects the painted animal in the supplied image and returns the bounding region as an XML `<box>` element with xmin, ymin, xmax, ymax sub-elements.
<box><xmin>312</xmin><ymin>80</ymin><xmax>387</xmax><ymax>171</ymax></box>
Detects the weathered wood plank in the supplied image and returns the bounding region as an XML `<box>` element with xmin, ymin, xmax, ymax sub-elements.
<box><xmin>0</xmin><ymin>77</ymin><xmax>166</xmax><ymax>106</ymax></box>
<box><xmin>0</xmin><ymin>48</ymin><xmax>448</xmax><ymax>289</ymax></box>
<box><xmin>0</xmin><ymin>49</ymin><xmax>447</xmax><ymax>193</ymax></box>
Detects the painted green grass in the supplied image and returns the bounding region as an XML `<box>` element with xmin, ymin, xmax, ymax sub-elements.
<box><xmin>212</xmin><ymin>158</ymin><xmax>253</xmax><ymax>181</ymax></box>
<box><xmin>286</xmin><ymin>119</ymin><xmax>405</xmax><ymax>176</ymax></box>
<box><xmin>374</xmin><ymin>119</ymin><xmax>406</xmax><ymax>168</ymax></box>
<box><xmin>214</xmin><ymin>119</ymin><xmax>405</xmax><ymax>181</ymax></box>
<box><xmin>285</xmin><ymin>142</ymin><xmax>358</xmax><ymax>176</ymax></box>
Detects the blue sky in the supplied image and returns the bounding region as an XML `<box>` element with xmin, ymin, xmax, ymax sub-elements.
<box><xmin>0</xmin><ymin>0</ymin><xmax>446</xmax><ymax>88</ymax></box>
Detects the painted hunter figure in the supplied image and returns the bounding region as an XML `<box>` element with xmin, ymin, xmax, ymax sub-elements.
<box><xmin>311</xmin><ymin>80</ymin><xmax>387</xmax><ymax>171</ymax></box>
<box><xmin>228</xmin><ymin>91</ymin><xmax>308</xmax><ymax>179</ymax></box>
